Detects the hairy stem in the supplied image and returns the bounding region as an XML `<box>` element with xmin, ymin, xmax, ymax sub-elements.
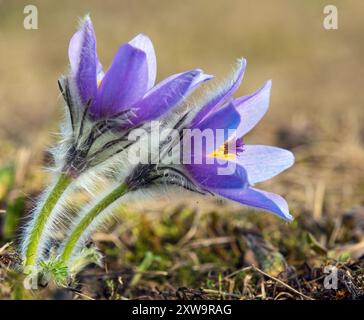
<box><xmin>59</xmin><ymin>182</ymin><xmax>129</xmax><ymax>264</ymax></box>
<box><xmin>24</xmin><ymin>173</ymin><xmax>72</xmax><ymax>269</ymax></box>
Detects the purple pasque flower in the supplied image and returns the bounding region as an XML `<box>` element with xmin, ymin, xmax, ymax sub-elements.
<box><xmin>182</xmin><ymin>58</ymin><xmax>295</xmax><ymax>220</ymax></box>
<box><xmin>68</xmin><ymin>15</ymin><xmax>211</xmax><ymax>125</ymax></box>
<box><xmin>58</xmin><ymin>15</ymin><xmax>211</xmax><ymax>177</ymax></box>
<box><xmin>127</xmin><ymin>59</ymin><xmax>293</xmax><ymax>220</ymax></box>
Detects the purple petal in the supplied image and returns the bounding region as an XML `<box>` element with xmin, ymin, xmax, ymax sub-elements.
<box><xmin>212</xmin><ymin>187</ymin><xmax>293</xmax><ymax>221</ymax></box>
<box><xmin>96</xmin><ymin>60</ymin><xmax>104</xmax><ymax>83</ymax></box>
<box><xmin>91</xmin><ymin>43</ymin><xmax>149</xmax><ymax>118</ymax></box>
<box><xmin>129</xmin><ymin>69</ymin><xmax>212</xmax><ymax>126</ymax></box>
<box><xmin>129</xmin><ymin>34</ymin><xmax>157</xmax><ymax>90</ymax></box>
<box><xmin>185</xmin><ymin>160</ymin><xmax>248</xmax><ymax>189</ymax></box>
<box><xmin>68</xmin><ymin>16</ymin><xmax>98</xmax><ymax>105</ymax></box>
<box><xmin>192</xmin><ymin>102</ymin><xmax>240</xmax><ymax>154</ymax></box>
<box><xmin>191</xmin><ymin>58</ymin><xmax>246</xmax><ymax>127</ymax></box>
<box><xmin>237</xmin><ymin>145</ymin><xmax>294</xmax><ymax>184</ymax></box>
<box><xmin>233</xmin><ymin>80</ymin><xmax>272</xmax><ymax>138</ymax></box>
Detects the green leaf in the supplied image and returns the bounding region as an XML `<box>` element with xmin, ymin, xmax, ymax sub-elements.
<box><xmin>306</xmin><ymin>232</ymin><xmax>327</xmax><ymax>256</ymax></box>
<box><xmin>0</xmin><ymin>164</ymin><xmax>15</xmax><ymax>201</ymax></box>
<box><xmin>3</xmin><ymin>196</ymin><xmax>25</xmax><ymax>240</ymax></box>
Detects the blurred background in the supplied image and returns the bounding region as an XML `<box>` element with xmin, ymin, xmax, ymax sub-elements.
<box><xmin>0</xmin><ymin>0</ymin><xmax>363</xmax><ymax>299</ymax></box>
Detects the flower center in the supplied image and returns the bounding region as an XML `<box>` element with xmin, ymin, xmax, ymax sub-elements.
<box><xmin>210</xmin><ymin>139</ymin><xmax>244</xmax><ymax>161</ymax></box>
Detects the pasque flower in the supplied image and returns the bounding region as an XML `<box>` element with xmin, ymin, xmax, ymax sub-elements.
<box><xmin>125</xmin><ymin>59</ymin><xmax>294</xmax><ymax>220</ymax></box>
<box><xmin>56</xmin><ymin>59</ymin><xmax>294</xmax><ymax>273</ymax></box>
<box><xmin>181</xmin><ymin>59</ymin><xmax>294</xmax><ymax>220</ymax></box>
<box><xmin>22</xmin><ymin>15</ymin><xmax>211</xmax><ymax>270</ymax></box>
<box><xmin>62</xmin><ymin>15</ymin><xmax>212</xmax><ymax>177</ymax></box>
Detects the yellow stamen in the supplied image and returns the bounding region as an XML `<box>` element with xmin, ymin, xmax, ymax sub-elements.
<box><xmin>209</xmin><ymin>143</ymin><xmax>237</xmax><ymax>160</ymax></box>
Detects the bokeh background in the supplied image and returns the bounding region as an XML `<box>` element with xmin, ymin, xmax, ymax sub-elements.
<box><xmin>0</xmin><ymin>0</ymin><xmax>363</xmax><ymax>299</ymax></box>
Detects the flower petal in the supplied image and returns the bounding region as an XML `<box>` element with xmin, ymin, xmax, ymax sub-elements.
<box><xmin>68</xmin><ymin>15</ymin><xmax>98</xmax><ymax>105</ymax></box>
<box><xmin>191</xmin><ymin>58</ymin><xmax>246</xmax><ymax>127</ymax></box>
<box><xmin>129</xmin><ymin>34</ymin><xmax>157</xmax><ymax>90</ymax></box>
<box><xmin>97</xmin><ymin>60</ymin><xmax>104</xmax><ymax>83</ymax></box>
<box><xmin>129</xmin><ymin>69</ymin><xmax>212</xmax><ymax>126</ymax></box>
<box><xmin>233</xmin><ymin>80</ymin><xmax>271</xmax><ymax>137</ymax></box>
<box><xmin>91</xmin><ymin>43</ymin><xmax>148</xmax><ymax>118</ymax></box>
<box><xmin>237</xmin><ymin>145</ymin><xmax>294</xmax><ymax>184</ymax></box>
<box><xmin>212</xmin><ymin>186</ymin><xmax>293</xmax><ymax>221</ymax></box>
<box><xmin>185</xmin><ymin>160</ymin><xmax>248</xmax><ymax>189</ymax></box>
<box><xmin>192</xmin><ymin>102</ymin><xmax>241</xmax><ymax>154</ymax></box>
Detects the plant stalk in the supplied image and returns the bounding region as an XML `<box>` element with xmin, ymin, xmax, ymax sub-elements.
<box><xmin>59</xmin><ymin>182</ymin><xmax>129</xmax><ymax>264</ymax></box>
<box><xmin>24</xmin><ymin>173</ymin><xmax>72</xmax><ymax>269</ymax></box>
